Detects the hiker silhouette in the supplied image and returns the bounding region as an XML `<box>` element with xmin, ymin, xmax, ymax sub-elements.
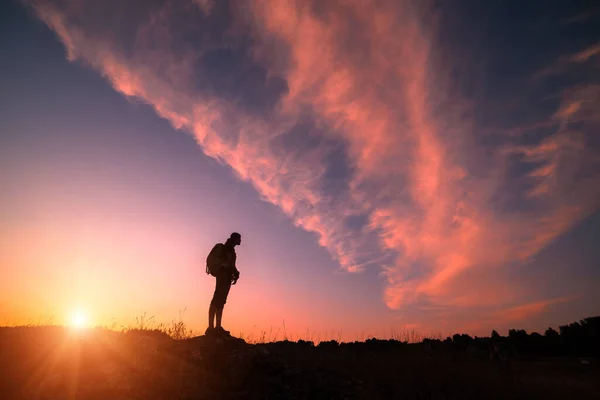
<box><xmin>206</xmin><ymin>232</ymin><xmax>241</xmax><ymax>336</ymax></box>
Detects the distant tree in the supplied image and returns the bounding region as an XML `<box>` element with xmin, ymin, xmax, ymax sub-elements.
<box><xmin>559</xmin><ymin>317</ymin><xmax>600</xmax><ymax>356</ymax></box>
<box><xmin>491</xmin><ymin>330</ymin><xmax>500</xmax><ymax>339</ymax></box>
<box><xmin>508</xmin><ymin>329</ymin><xmax>527</xmax><ymax>339</ymax></box>
<box><xmin>560</xmin><ymin>321</ymin><xmax>581</xmax><ymax>337</ymax></box>
<box><xmin>579</xmin><ymin>317</ymin><xmax>600</xmax><ymax>338</ymax></box>
<box><xmin>452</xmin><ymin>333</ymin><xmax>474</xmax><ymax>348</ymax></box>
<box><xmin>545</xmin><ymin>327</ymin><xmax>559</xmax><ymax>338</ymax></box>
<box><xmin>529</xmin><ymin>332</ymin><xmax>543</xmax><ymax>344</ymax></box>
<box><xmin>508</xmin><ymin>329</ymin><xmax>529</xmax><ymax>352</ymax></box>
<box><xmin>489</xmin><ymin>315</ymin><xmax>600</xmax><ymax>358</ymax></box>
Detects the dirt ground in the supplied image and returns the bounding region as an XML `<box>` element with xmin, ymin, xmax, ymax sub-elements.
<box><xmin>1</xmin><ymin>327</ymin><xmax>598</xmax><ymax>399</ymax></box>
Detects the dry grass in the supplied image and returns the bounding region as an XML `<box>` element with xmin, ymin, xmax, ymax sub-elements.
<box><xmin>7</xmin><ymin>313</ymin><xmax>443</xmax><ymax>345</ymax></box>
<box><xmin>236</xmin><ymin>321</ymin><xmax>443</xmax><ymax>344</ymax></box>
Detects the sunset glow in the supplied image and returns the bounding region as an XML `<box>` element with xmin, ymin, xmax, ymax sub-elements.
<box><xmin>0</xmin><ymin>0</ymin><xmax>599</xmax><ymax>341</ymax></box>
<box><xmin>68</xmin><ymin>309</ymin><xmax>91</xmax><ymax>330</ymax></box>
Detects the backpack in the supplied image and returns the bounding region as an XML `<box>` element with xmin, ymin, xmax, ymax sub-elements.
<box><xmin>206</xmin><ymin>243</ymin><xmax>226</xmax><ymax>276</ymax></box>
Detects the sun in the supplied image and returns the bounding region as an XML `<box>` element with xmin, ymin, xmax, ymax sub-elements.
<box><xmin>68</xmin><ymin>309</ymin><xmax>91</xmax><ymax>330</ymax></box>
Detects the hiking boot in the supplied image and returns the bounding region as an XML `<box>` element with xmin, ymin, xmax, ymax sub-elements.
<box><xmin>205</xmin><ymin>327</ymin><xmax>216</xmax><ymax>336</ymax></box>
<box><xmin>215</xmin><ymin>327</ymin><xmax>230</xmax><ymax>336</ymax></box>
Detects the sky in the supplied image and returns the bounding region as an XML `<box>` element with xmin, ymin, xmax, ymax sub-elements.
<box><xmin>1</xmin><ymin>0</ymin><xmax>599</xmax><ymax>340</ymax></box>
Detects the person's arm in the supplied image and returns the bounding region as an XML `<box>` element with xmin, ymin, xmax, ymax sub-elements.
<box><xmin>232</xmin><ymin>253</ymin><xmax>240</xmax><ymax>284</ymax></box>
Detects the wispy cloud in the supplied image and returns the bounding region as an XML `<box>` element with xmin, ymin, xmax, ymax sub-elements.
<box><xmin>27</xmin><ymin>0</ymin><xmax>600</xmax><ymax>329</ymax></box>
<box><xmin>494</xmin><ymin>297</ymin><xmax>571</xmax><ymax>323</ymax></box>
<box><xmin>532</xmin><ymin>41</ymin><xmax>600</xmax><ymax>81</ymax></box>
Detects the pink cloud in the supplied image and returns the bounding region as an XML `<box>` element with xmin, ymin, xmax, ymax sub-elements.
<box><xmin>495</xmin><ymin>297</ymin><xmax>570</xmax><ymax>323</ymax></box>
<box><xmin>533</xmin><ymin>42</ymin><xmax>600</xmax><ymax>81</ymax></box>
<box><xmin>249</xmin><ymin>0</ymin><xmax>600</xmax><ymax>308</ymax></box>
<box><xmin>570</xmin><ymin>43</ymin><xmax>600</xmax><ymax>63</ymax></box>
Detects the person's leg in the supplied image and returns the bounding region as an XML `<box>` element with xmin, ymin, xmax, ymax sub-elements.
<box><xmin>208</xmin><ymin>306</ymin><xmax>216</xmax><ymax>329</ymax></box>
<box><xmin>213</xmin><ymin>274</ymin><xmax>232</xmax><ymax>330</ymax></box>
<box><xmin>215</xmin><ymin>307</ymin><xmax>223</xmax><ymax>328</ymax></box>
<box><xmin>208</xmin><ymin>275</ymin><xmax>223</xmax><ymax>331</ymax></box>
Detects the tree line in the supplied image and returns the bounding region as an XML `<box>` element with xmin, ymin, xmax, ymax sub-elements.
<box><xmin>432</xmin><ymin>316</ymin><xmax>600</xmax><ymax>358</ymax></box>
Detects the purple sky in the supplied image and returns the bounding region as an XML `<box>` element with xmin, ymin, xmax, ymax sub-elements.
<box><xmin>1</xmin><ymin>0</ymin><xmax>599</xmax><ymax>340</ymax></box>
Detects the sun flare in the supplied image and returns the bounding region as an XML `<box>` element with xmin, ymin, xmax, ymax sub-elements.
<box><xmin>69</xmin><ymin>309</ymin><xmax>91</xmax><ymax>330</ymax></box>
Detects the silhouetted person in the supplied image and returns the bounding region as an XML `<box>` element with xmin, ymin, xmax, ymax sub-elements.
<box><xmin>205</xmin><ymin>232</ymin><xmax>241</xmax><ymax>336</ymax></box>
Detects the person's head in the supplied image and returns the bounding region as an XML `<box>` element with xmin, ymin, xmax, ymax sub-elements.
<box><xmin>227</xmin><ymin>232</ymin><xmax>241</xmax><ymax>247</ymax></box>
